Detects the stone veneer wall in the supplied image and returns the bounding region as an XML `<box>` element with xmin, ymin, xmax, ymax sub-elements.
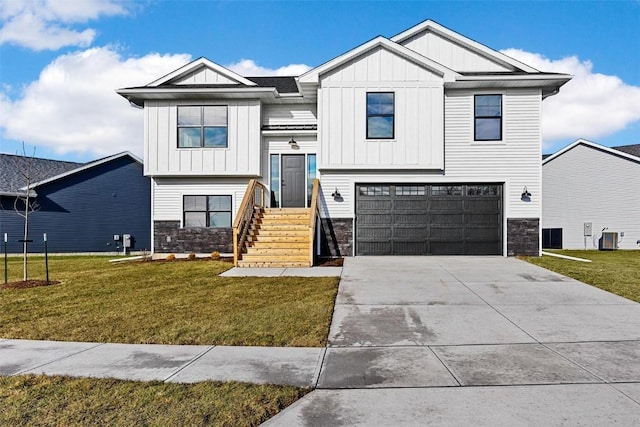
<box><xmin>507</xmin><ymin>218</ymin><xmax>540</xmax><ymax>256</ymax></box>
<box><xmin>154</xmin><ymin>221</ymin><xmax>233</xmax><ymax>253</ymax></box>
<box><xmin>320</xmin><ymin>218</ymin><xmax>353</xmax><ymax>257</ymax></box>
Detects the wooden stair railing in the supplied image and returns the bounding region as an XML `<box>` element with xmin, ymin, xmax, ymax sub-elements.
<box><xmin>233</xmin><ymin>179</ymin><xmax>267</xmax><ymax>266</ymax></box>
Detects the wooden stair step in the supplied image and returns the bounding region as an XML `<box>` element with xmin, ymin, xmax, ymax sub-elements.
<box><xmin>247</xmin><ymin>235</ymin><xmax>309</xmax><ymax>243</ymax></box>
<box><xmin>240</xmin><ymin>254</ymin><xmax>310</xmax><ymax>263</ymax></box>
<box><xmin>248</xmin><ymin>242</ymin><xmax>309</xmax><ymax>249</ymax></box>
<box><xmin>245</xmin><ymin>248</ymin><xmax>308</xmax><ymax>256</ymax></box>
<box><xmin>237</xmin><ymin>261</ymin><xmax>311</xmax><ymax>268</ymax></box>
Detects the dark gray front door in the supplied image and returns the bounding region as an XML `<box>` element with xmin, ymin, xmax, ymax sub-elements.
<box><xmin>356</xmin><ymin>184</ymin><xmax>502</xmax><ymax>255</ymax></box>
<box><xmin>282</xmin><ymin>155</ymin><xmax>306</xmax><ymax>207</ymax></box>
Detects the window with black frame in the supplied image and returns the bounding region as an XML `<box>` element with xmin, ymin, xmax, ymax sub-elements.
<box><xmin>474</xmin><ymin>95</ymin><xmax>502</xmax><ymax>141</ymax></box>
<box><xmin>366</xmin><ymin>92</ymin><xmax>395</xmax><ymax>139</ymax></box>
<box><xmin>183</xmin><ymin>195</ymin><xmax>232</xmax><ymax>228</ymax></box>
<box><xmin>178</xmin><ymin>106</ymin><xmax>228</xmax><ymax>148</ymax></box>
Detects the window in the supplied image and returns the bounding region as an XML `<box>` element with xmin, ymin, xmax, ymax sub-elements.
<box><xmin>474</xmin><ymin>95</ymin><xmax>502</xmax><ymax>141</ymax></box>
<box><xmin>306</xmin><ymin>154</ymin><xmax>317</xmax><ymax>207</ymax></box>
<box><xmin>466</xmin><ymin>185</ymin><xmax>499</xmax><ymax>196</ymax></box>
<box><xmin>270</xmin><ymin>155</ymin><xmax>280</xmax><ymax>208</ymax></box>
<box><xmin>178</xmin><ymin>106</ymin><xmax>227</xmax><ymax>148</ymax></box>
<box><xmin>183</xmin><ymin>195</ymin><xmax>231</xmax><ymax>228</ymax></box>
<box><xmin>367</xmin><ymin>92</ymin><xmax>394</xmax><ymax>139</ymax></box>
<box><xmin>396</xmin><ymin>185</ymin><xmax>425</xmax><ymax>196</ymax></box>
<box><xmin>432</xmin><ymin>186</ymin><xmax>462</xmax><ymax>196</ymax></box>
<box><xmin>359</xmin><ymin>186</ymin><xmax>390</xmax><ymax>196</ymax></box>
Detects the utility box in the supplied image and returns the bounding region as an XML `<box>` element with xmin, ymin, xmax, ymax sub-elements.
<box><xmin>583</xmin><ymin>222</ymin><xmax>592</xmax><ymax>237</ymax></box>
<box><xmin>122</xmin><ymin>234</ymin><xmax>132</xmax><ymax>248</ymax></box>
<box><xmin>600</xmin><ymin>232</ymin><xmax>618</xmax><ymax>250</ymax></box>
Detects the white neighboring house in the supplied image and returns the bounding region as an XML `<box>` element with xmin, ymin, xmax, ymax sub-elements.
<box><xmin>117</xmin><ymin>19</ymin><xmax>571</xmax><ymax>261</ymax></box>
<box><xmin>542</xmin><ymin>139</ymin><xmax>640</xmax><ymax>250</ymax></box>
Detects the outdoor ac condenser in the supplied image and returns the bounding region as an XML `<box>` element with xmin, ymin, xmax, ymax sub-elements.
<box><xmin>600</xmin><ymin>232</ymin><xmax>618</xmax><ymax>250</ymax></box>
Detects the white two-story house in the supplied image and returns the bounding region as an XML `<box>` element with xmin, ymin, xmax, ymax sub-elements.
<box><xmin>117</xmin><ymin>20</ymin><xmax>571</xmax><ymax>265</ymax></box>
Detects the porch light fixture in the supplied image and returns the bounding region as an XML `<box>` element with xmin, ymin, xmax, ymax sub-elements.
<box><xmin>331</xmin><ymin>188</ymin><xmax>341</xmax><ymax>198</ymax></box>
<box><xmin>521</xmin><ymin>186</ymin><xmax>531</xmax><ymax>201</ymax></box>
<box><xmin>288</xmin><ymin>137</ymin><xmax>297</xmax><ymax>146</ymax></box>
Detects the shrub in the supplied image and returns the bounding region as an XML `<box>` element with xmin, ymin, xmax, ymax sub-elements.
<box><xmin>166</xmin><ymin>253</ymin><xmax>176</xmax><ymax>261</ymax></box>
<box><xmin>211</xmin><ymin>251</ymin><xmax>220</xmax><ymax>260</ymax></box>
<box><xmin>187</xmin><ymin>252</ymin><xmax>197</xmax><ymax>261</ymax></box>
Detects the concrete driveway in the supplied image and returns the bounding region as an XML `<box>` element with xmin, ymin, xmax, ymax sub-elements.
<box><xmin>266</xmin><ymin>256</ymin><xmax>640</xmax><ymax>426</ymax></box>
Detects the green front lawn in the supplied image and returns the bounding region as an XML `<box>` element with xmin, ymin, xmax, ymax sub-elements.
<box><xmin>0</xmin><ymin>375</ymin><xmax>307</xmax><ymax>426</ymax></box>
<box><xmin>524</xmin><ymin>250</ymin><xmax>640</xmax><ymax>303</ymax></box>
<box><xmin>0</xmin><ymin>256</ymin><xmax>340</xmax><ymax>346</ymax></box>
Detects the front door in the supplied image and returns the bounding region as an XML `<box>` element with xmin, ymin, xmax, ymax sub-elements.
<box><xmin>281</xmin><ymin>154</ymin><xmax>306</xmax><ymax>207</ymax></box>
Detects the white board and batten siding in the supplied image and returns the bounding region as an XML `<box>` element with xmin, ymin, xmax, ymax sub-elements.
<box><xmin>543</xmin><ymin>144</ymin><xmax>640</xmax><ymax>250</ymax></box>
<box><xmin>262</xmin><ymin>104</ymin><xmax>317</xmax><ymax>127</ymax></box>
<box><xmin>152</xmin><ymin>177</ymin><xmax>249</xmax><ymax>223</ymax></box>
<box><xmin>318</xmin><ymin>46</ymin><xmax>445</xmax><ymax>171</ymax></box>
<box><xmin>145</xmin><ymin>100</ymin><xmax>261</xmax><ymax>177</ymax></box>
<box><xmin>318</xmin><ymin>87</ymin><xmax>543</xmax><ymax>222</ymax></box>
<box><xmin>172</xmin><ymin>67</ymin><xmax>239</xmax><ymax>85</ymax></box>
<box><xmin>399</xmin><ymin>30</ymin><xmax>513</xmax><ymax>73</ymax></box>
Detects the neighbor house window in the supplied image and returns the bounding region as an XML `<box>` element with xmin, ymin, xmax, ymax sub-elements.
<box><xmin>367</xmin><ymin>92</ymin><xmax>394</xmax><ymax>139</ymax></box>
<box><xmin>178</xmin><ymin>106</ymin><xmax>228</xmax><ymax>148</ymax></box>
<box><xmin>474</xmin><ymin>95</ymin><xmax>502</xmax><ymax>141</ymax></box>
<box><xmin>183</xmin><ymin>195</ymin><xmax>231</xmax><ymax>228</ymax></box>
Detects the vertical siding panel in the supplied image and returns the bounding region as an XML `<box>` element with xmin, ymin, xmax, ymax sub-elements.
<box><xmin>341</xmin><ymin>87</ymin><xmax>355</xmax><ymax>164</ymax></box>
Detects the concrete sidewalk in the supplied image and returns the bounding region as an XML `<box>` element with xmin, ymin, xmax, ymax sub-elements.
<box><xmin>265</xmin><ymin>256</ymin><xmax>640</xmax><ymax>426</ymax></box>
<box><xmin>0</xmin><ymin>340</ymin><xmax>325</xmax><ymax>387</ymax></box>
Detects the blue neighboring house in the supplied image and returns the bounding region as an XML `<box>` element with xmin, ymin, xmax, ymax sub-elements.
<box><xmin>0</xmin><ymin>152</ymin><xmax>150</xmax><ymax>253</ymax></box>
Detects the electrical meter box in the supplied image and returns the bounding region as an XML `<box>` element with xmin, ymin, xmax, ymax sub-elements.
<box><xmin>122</xmin><ymin>234</ymin><xmax>132</xmax><ymax>248</ymax></box>
<box><xmin>584</xmin><ymin>222</ymin><xmax>592</xmax><ymax>237</ymax></box>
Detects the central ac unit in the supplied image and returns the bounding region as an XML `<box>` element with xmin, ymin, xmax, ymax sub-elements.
<box><xmin>600</xmin><ymin>232</ymin><xmax>618</xmax><ymax>250</ymax></box>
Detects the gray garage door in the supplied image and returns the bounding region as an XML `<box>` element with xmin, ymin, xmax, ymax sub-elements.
<box><xmin>356</xmin><ymin>184</ymin><xmax>502</xmax><ymax>255</ymax></box>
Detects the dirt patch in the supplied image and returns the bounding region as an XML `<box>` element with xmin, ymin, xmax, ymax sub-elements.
<box><xmin>317</xmin><ymin>258</ymin><xmax>344</xmax><ymax>267</ymax></box>
<box><xmin>1</xmin><ymin>280</ymin><xmax>61</xmax><ymax>290</ymax></box>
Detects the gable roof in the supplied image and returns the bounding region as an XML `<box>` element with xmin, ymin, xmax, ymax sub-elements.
<box><xmin>0</xmin><ymin>154</ymin><xmax>81</xmax><ymax>196</ymax></box>
<box><xmin>298</xmin><ymin>36</ymin><xmax>460</xmax><ymax>85</ymax></box>
<box><xmin>0</xmin><ymin>152</ymin><xmax>142</xmax><ymax>197</ymax></box>
<box><xmin>612</xmin><ymin>144</ymin><xmax>640</xmax><ymax>158</ymax></box>
<box><xmin>391</xmin><ymin>19</ymin><xmax>539</xmax><ymax>73</ymax></box>
<box><xmin>543</xmin><ymin>139</ymin><xmax>640</xmax><ymax>166</ymax></box>
<box><xmin>148</xmin><ymin>57</ymin><xmax>257</xmax><ymax>87</ymax></box>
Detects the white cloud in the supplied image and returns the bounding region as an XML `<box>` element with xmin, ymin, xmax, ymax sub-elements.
<box><xmin>502</xmin><ymin>49</ymin><xmax>640</xmax><ymax>150</ymax></box>
<box><xmin>0</xmin><ymin>50</ymin><xmax>314</xmax><ymax>159</ymax></box>
<box><xmin>0</xmin><ymin>0</ymin><xmax>129</xmax><ymax>50</ymax></box>
<box><xmin>0</xmin><ymin>47</ymin><xmax>191</xmax><ymax>157</ymax></box>
<box><xmin>226</xmin><ymin>59</ymin><xmax>311</xmax><ymax>76</ymax></box>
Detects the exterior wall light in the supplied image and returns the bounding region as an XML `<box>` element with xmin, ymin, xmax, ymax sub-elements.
<box><xmin>521</xmin><ymin>186</ymin><xmax>531</xmax><ymax>201</ymax></box>
<box><xmin>331</xmin><ymin>188</ymin><xmax>341</xmax><ymax>198</ymax></box>
<box><xmin>288</xmin><ymin>137</ymin><xmax>297</xmax><ymax>146</ymax></box>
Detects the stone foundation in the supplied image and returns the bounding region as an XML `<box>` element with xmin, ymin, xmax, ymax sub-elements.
<box><xmin>507</xmin><ymin>218</ymin><xmax>540</xmax><ymax>256</ymax></box>
<box><xmin>154</xmin><ymin>221</ymin><xmax>233</xmax><ymax>254</ymax></box>
<box><xmin>320</xmin><ymin>217</ymin><xmax>353</xmax><ymax>257</ymax></box>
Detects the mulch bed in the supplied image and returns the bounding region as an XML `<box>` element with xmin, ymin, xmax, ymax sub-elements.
<box><xmin>1</xmin><ymin>280</ymin><xmax>61</xmax><ymax>290</ymax></box>
<box><xmin>317</xmin><ymin>257</ymin><xmax>344</xmax><ymax>267</ymax></box>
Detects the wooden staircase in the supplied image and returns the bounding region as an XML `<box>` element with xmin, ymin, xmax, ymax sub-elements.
<box><xmin>237</xmin><ymin>208</ymin><xmax>313</xmax><ymax>267</ymax></box>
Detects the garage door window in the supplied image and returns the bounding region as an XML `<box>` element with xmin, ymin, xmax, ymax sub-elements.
<box><xmin>359</xmin><ymin>186</ymin><xmax>390</xmax><ymax>196</ymax></box>
<box><xmin>396</xmin><ymin>186</ymin><xmax>426</xmax><ymax>196</ymax></box>
<box><xmin>432</xmin><ymin>185</ymin><xmax>462</xmax><ymax>196</ymax></box>
<box><xmin>467</xmin><ymin>185</ymin><xmax>499</xmax><ymax>196</ymax></box>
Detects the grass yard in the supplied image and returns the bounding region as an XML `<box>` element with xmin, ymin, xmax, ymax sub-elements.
<box><xmin>0</xmin><ymin>256</ymin><xmax>340</xmax><ymax>346</ymax></box>
<box><xmin>0</xmin><ymin>375</ymin><xmax>308</xmax><ymax>427</ymax></box>
<box><xmin>524</xmin><ymin>250</ymin><xmax>640</xmax><ymax>303</ymax></box>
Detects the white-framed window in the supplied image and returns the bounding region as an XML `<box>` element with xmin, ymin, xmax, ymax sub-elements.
<box><xmin>178</xmin><ymin>106</ymin><xmax>228</xmax><ymax>148</ymax></box>
<box><xmin>183</xmin><ymin>195</ymin><xmax>232</xmax><ymax>228</ymax></box>
<box><xmin>366</xmin><ymin>92</ymin><xmax>395</xmax><ymax>139</ymax></box>
<box><xmin>474</xmin><ymin>94</ymin><xmax>502</xmax><ymax>141</ymax></box>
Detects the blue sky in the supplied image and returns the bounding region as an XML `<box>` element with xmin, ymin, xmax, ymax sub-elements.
<box><xmin>1</xmin><ymin>0</ymin><xmax>639</xmax><ymax>162</ymax></box>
